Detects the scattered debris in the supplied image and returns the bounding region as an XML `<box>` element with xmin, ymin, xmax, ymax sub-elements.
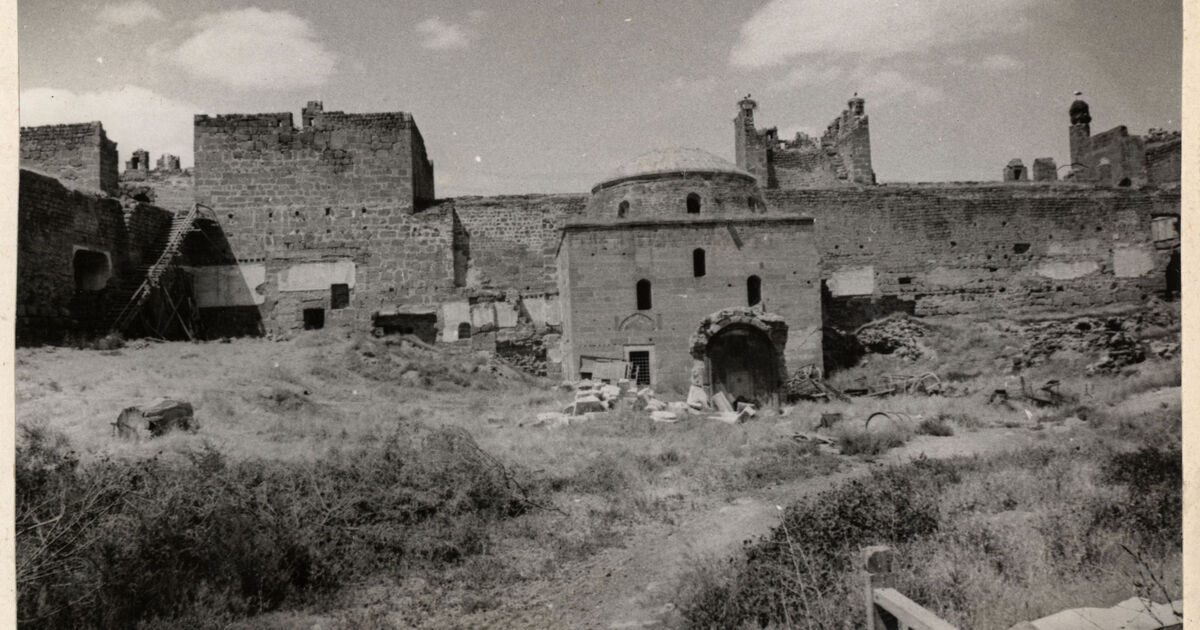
<box><xmin>864</xmin><ymin>411</ymin><xmax>918</xmax><ymax>433</ymax></box>
<box><xmin>1013</xmin><ymin>310</ymin><xmax>1177</xmax><ymax>372</ymax></box>
<box><xmin>112</xmin><ymin>407</ymin><xmax>141</xmax><ymax>441</ymax></box>
<box><xmin>783</xmin><ymin>364</ymin><xmax>850</xmax><ymax>403</ymax></box>
<box><xmin>818</xmin><ymin>412</ymin><xmax>843</xmax><ymax>429</ymax></box>
<box><xmin>533</xmin><ymin>411</ymin><xmax>569</xmax><ymax>429</ymax></box>
<box><xmin>791</xmin><ymin>431</ymin><xmax>836</xmax><ymax>446</ymax></box>
<box><xmin>650</xmin><ymin>410</ymin><xmax>679</xmax><ymax>423</ymax></box>
<box><xmin>989</xmin><ymin>377</ymin><xmax>1075</xmax><ymax>409</ymax></box>
<box><xmin>687</xmin><ymin>385</ymin><xmax>708</xmax><ymax>409</ymax></box>
<box><xmin>711</xmin><ymin>391</ymin><xmax>734</xmax><ymax>412</ymax></box>
<box><xmin>114</xmin><ymin>399</ymin><xmax>197</xmax><ymax>439</ymax></box>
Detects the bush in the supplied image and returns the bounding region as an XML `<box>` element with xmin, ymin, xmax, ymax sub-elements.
<box><xmin>679</xmin><ymin>458</ymin><xmax>959</xmax><ymax>628</ymax></box>
<box><xmin>16</xmin><ymin>424</ymin><xmax>538</xmax><ymax>629</ymax></box>
<box><xmin>679</xmin><ymin>446</ymin><xmax>1183</xmax><ymax>630</ymax></box>
<box><xmin>1094</xmin><ymin>446</ymin><xmax>1182</xmax><ymax>550</ymax></box>
<box><xmin>917</xmin><ymin>417</ymin><xmax>955</xmax><ymax>436</ymax></box>
<box><xmin>837</xmin><ymin>427</ymin><xmax>909</xmax><ymax>456</ymax></box>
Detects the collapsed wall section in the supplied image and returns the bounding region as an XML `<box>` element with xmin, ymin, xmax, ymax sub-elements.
<box><xmin>765</xmin><ymin>184</ymin><xmax>1180</xmax><ymax>329</ymax></box>
<box><xmin>20</xmin><ymin>122</ymin><xmax>119</xmax><ymax>196</ymax></box>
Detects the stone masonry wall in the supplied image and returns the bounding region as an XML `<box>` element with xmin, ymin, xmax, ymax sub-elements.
<box><xmin>189</xmin><ymin>203</ymin><xmax>457</xmax><ymax>337</ymax></box>
<box><xmin>20</xmin><ymin>122</ymin><xmax>119</xmax><ymax>196</ymax></box>
<box><xmin>18</xmin><ymin>170</ymin><xmax>131</xmax><ymax>344</ymax></box>
<box><xmin>449</xmin><ymin>194</ymin><xmax>586</xmax><ymax>293</ymax></box>
<box><xmin>559</xmin><ymin>218</ymin><xmax>822</xmax><ymax>393</ymax></box>
<box><xmin>764</xmin><ymin>184</ymin><xmax>1180</xmax><ymax>328</ymax></box>
<box><xmin>194</xmin><ymin>110</ymin><xmax>421</xmax><ymax>240</ymax></box>
<box><xmin>192</xmin><ymin>105</ymin><xmax>445</xmax><ymax>336</ymax></box>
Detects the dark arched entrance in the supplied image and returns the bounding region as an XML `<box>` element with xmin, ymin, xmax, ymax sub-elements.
<box><xmin>705</xmin><ymin>324</ymin><xmax>779</xmax><ymax>406</ymax></box>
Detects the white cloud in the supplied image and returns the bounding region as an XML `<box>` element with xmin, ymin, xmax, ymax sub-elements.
<box><xmin>96</xmin><ymin>1</ymin><xmax>163</xmax><ymax>28</ymax></box>
<box><xmin>857</xmin><ymin>70</ymin><xmax>946</xmax><ymax>105</ymax></box>
<box><xmin>669</xmin><ymin>75</ymin><xmax>719</xmax><ymax>94</ymax></box>
<box><xmin>20</xmin><ymin>85</ymin><xmax>200</xmax><ymax>167</ymax></box>
<box><xmin>416</xmin><ymin>17</ymin><xmax>472</xmax><ymax>50</ymax></box>
<box><xmin>770</xmin><ymin>66</ymin><xmax>845</xmax><ymax>92</ymax></box>
<box><xmin>730</xmin><ymin>0</ymin><xmax>1037</xmax><ymax>68</ymax></box>
<box><xmin>979</xmin><ymin>54</ymin><xmax>1023</xmax><ymax>71</ymax></box>
<box><xmin>171</xmin><ymin>8</ymin><xmax>336</xmax><ymax>89</ymax></box>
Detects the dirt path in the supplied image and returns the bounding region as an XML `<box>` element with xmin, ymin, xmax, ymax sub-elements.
<box><xmin>464</xmin><ymin>428</ymin><xmax>1037</xmax><ymax>629</ymax></box>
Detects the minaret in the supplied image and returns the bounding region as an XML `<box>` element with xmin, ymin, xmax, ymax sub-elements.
<box><xmin>734</xmin><ymin>95</ymin><xmax>769</xmax><ymax>185</ymax></box>
<box><xmin>1068</xmin><ymin>91</ymin><xmax>1091</xmax><ymax>175</ymax></box>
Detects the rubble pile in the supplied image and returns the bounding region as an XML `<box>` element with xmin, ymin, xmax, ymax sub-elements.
<box><xmin>1013</xmin><ymin>309</ymin><xmax>1178</xmax><ymax>372</ymax></box>
<box><xmin>530</xmin><ymin>380</ymin><xmax>759</xmax><ymax>429</ymax></box>
<box><xmin>855</xmin><ymin>316</ymin><xmax>929</xmax><ymax>360</ymax></box>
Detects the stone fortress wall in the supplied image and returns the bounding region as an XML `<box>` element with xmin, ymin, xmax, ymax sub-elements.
<box><xmin>20</xmin><ymin>122</ymin><xmax>120</xmax><ymax>196</ymax></box>
<box><xmin>16</xmin><ymin>94</ymin><xmax>1182</xmax><ymax>380</ymax></box>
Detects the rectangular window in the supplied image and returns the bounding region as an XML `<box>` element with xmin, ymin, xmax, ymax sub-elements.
<box><xmin>303</xmin><ymin>308</ymin><xmax>325</xmax><ymax>330</ymax></box>
<box><xmin>331</xmin><ymin>283</ymin><xmax>350</xmax><ymax>309</ymax></box>
<box><xmin>627</xmin><ymin>350</ymin><xmax>651</xmax><ymax>386</ymax></box>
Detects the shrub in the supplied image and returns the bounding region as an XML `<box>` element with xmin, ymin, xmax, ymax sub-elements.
<box><xmin>16</xmin><ymin>424</ymin><xmax>538</xmax><ymax>629</ymax></box>
<box><xmin>679</xmin><ymin>458</ymin><xmax>958</xmax><ymax>628</ymax></box>
<box><xmin>837</xmin><ymin>427</ymin><xmax>909</xmax><ymax>456</ymax></box>
<box><xmin>1094</xmin><ymin>446</ymin><xmax>1182</xmax><ymax>550</ymax></box>
<box><xmin>917</xmin><ymin>417</ymin><xmax>955</xmax><ymax>436</ymax></box>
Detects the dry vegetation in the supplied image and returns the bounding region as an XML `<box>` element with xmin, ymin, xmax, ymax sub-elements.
<box><xmin>14</xmin><ymin>307</ymin><xmax>1181</xmax><ymax>629</ymax></box>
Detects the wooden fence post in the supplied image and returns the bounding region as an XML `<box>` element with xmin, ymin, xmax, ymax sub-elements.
<box><xmin>862</xmin><ymin>545</ymin><xmax>895</xmax><ymax>630</ymax></box>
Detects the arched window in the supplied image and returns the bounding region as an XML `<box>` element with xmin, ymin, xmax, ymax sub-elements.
<box><xmin>636</xmin><ymin>279</ymin><xmax>652</xmax><ymax>310</ymax></box>
<box><xmin>618</xmin><ymin>200</ymin><xmax>629</xmax><ymax>218</ymax></box>
<box><xmin>457</xmin><ymin>322</ymin><xmax>472</xmax><ymax>339</ymax></box>
<box><xmin>747</xmin><ymin>275</ymin><xmax>762</xmax><ymax>307</ymax></box>
<box><xmin>686</xmin><ymin>193</ymin><xmax>701</xmax><ymax>214</ymax></box>
<box><xmin>693</xmin><ymin>248</ymin><xmax>706</xmax><ymax>277</ymax></box>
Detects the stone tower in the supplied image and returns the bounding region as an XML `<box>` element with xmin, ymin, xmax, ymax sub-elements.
<box><xmin>1068</xmin><ymin>92</ymin><xmax>1091</xmax><ymax>174</ymax></box>
<box><xmin>734</xmin><ymin>95</ymin><xmax>770</xmax><ymax>186</ymax></box>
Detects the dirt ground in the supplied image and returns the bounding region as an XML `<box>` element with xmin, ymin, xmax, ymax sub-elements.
<box><xmin>14</xmin><ymin>317</ymin><xmax>1180</xmax><ymax>629</ymax></box>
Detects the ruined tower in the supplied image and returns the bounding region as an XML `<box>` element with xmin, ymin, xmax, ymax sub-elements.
<box><xmin>734</xmin><ymin>94</ymin><xmax>875</xmax><ymax>189</ymax></box>
<box><xmin>734</xmin><ymin>96</ymin><xmax>772</xmax><ymax>187</ymax></box>
<box><xmin>1068</xmin><ymin>93</ymin><xmax>1092</xmax><ymax>175</ymax></box>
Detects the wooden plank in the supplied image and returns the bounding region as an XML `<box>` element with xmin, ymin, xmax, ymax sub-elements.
<box><xmin>873</xmin><ymin>588</ymin><xmax>958</xmax><ymax>630</ymax></box>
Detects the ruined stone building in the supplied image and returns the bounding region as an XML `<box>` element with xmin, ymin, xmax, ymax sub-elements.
<box><xmin>16</xmin><ymin>93</ymin><xmax>1181</xmax><ymax>399</ymax></box>
<box><xmin>1066</xmin><ymin>96</ymin><xmax>1181</xmax><ymax>187</ymax></box>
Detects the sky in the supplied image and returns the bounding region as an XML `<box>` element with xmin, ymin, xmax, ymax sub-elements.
<box><xmin>18</xmin><ymin>0</ymin><xmax>1183</xmax><ymax>196</ymax></box>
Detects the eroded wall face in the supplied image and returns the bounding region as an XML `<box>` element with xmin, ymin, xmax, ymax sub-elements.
<box><xmin>20</xmin><ymin>123</ymin><xmax>119</xmax><ymax>196</ymax></box>
<box><xmin>764</xmin><ymin>185</ymin><xmax>1180</xmax><ymax>328</ymax></box>
<box><xmin>452</xmin><ymin>195</ymin><xmax>586</xmax><ymax>292</ymax></box>
<box><xmin>560</xmin><ymin>221</ymin><xmax>822</xmax><ymax>393</ymax></box>
<box><xmin>18</xmin><ymin>171</ymin><xmax>132</xmax><ymax>343</ymax></box>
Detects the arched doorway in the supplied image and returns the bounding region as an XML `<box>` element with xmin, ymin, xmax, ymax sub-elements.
<box><xmin>705</xmin><ymin>324</ymin><xmax>779</xmax><ymax>406</ymax></box>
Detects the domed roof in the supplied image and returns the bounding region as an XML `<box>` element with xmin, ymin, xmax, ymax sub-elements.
<box><xmin>595</xmin><ymin>147</ymin><xmax>753</xmax><ymax>190</ymax></box>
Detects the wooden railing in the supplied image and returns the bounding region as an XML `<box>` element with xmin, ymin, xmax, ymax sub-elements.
<box><xmin>863</xmin><ymin>545</ymin><xmax>958</xmax><ymax>630</ymax></box>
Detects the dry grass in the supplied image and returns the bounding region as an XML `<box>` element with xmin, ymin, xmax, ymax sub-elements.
<box><xmin>679</xmin><ymin>445</ymin><xmax>1182</xmax><ymax>629</ymax></box>
<box><xmin>14</xmin><ymin>309</ymin><xmax>1181</xmax><ymax>628</ymax></box>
